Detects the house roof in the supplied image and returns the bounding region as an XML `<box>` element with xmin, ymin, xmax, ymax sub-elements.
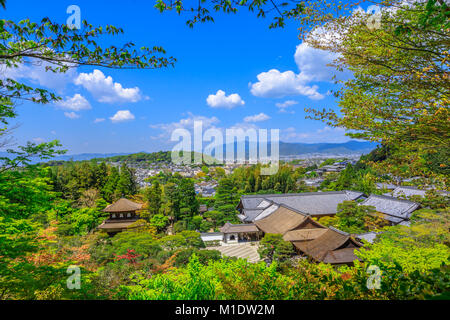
<box><xmin>239</xmin><ymin>191</ymin><xmax>364</xmax><ymax>220</ymax></box>
<box><xmin>322</xmin><ymin>248</ymin><xmax>362</xmax><ymax>264</ymax></box>
<box><xmin>254</xmin><ymin>206</ymin><xmax>307</xmax><ymax>234</ymax></box>
<box><xmin>292</xmin><ymin>229</ymin><xmax>362</xmax><ymax>264</ymax></box>
<box><xmin>360</xmin><ymin>194</ymin><xmax>419</xmax><ymax>222</ymax></box>
<box><xmin>97</xmin><ymin>219</ymin><xmax>139</xmax><ymax>230</ymax></box>
<box><xmin>103</xmin><ymin>198</ymin><xmax>143</xmax><ymax>213</ymax></box>
<box><xmin>390</xmin><ymin>186</ymin><xmax>449</xmax><ymax>198</ymax></box>
<box><xmin>392</xmin><ymin>186</ymin><xmax>427</xmax><ymax>198</ymax></box>
<box><xmin>376</xmin><ymin>182</ymin><xmax>397</xmax><ymax>190</ymax></box>
<box><xmin>356</xmin><ymin>232</ymin><xmax>379</xmax><ymax>244</ymax></box>
<box><xmin>283</xmin><ymin>228</ymin><xmax>328</xmax><ymax>242</ymax></box>
<box><xmin>219</xmin><ymin>222</ymin><xmax>259</xmax><ymax>233</ymax></box>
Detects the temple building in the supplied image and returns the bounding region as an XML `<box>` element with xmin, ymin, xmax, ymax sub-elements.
<box><xmin>252</xmin><ymin>204</ymin><xmax>363</xmax><ymax>265</ymax></box>
<box><xmin>219</xmin><ymin>222</ymin><xmax>262</xmax><ymax>243</ymax></box>
<box><xmin>359</xmin><ymin>194</ymin><xmax>420</xmax><ymax>225</ymax></box>
<box><xmin>236</xmin><ymin>191</ymin><xmax>365</xmax><ymax>223</ymax></box>
<box><xmin>98</xmin><ymin>198</ymin><xmax>143</xmax><ymax>235</ymax></box>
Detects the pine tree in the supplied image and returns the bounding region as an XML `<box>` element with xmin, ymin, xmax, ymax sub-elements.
<box><xmin>145</xmin><ymin>180</ymin><xmax>162</xmax><ymax>216</ymax></box>
<box><xmin>102</xmin><ymin>166</ymin><xmax>120</xmax><ymax>202</ymax></box>
<box><xmin>115</xmin><ymin>163</ymin><xmax>137</xmax><ymax>198</ymax></box>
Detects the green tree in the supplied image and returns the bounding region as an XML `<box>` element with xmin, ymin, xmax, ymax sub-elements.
<box><xmin>102</xmin><ymin>166</ymin><xmax>120</xmax><ymax>202</ymax></box>
<box><xmin>335</xmin><ymin>201</ymin><xmax>377</xmax><ymax>234</ymax></box>
<box><xmin>116</xmin><ymin>163</ymin><xmax>137</xmax><ymax>198</ymax></box>
<box><xmin>305</xmin><ymin>0</ymin><xmax>449</xmax><ymax>178</ymax></box>
<box><xmin>149</xmin><ymin>214</ymin><xmax>169</xmax><ymax>232</ymax></box>
<box><xmin>258</xmin><ymin>233</ymin><xmax>294</xmax><ymax>264</ymax></box>
<box><xmin>145</xmin><ymin>180</ymin><xmax>162</xmax><ymax>216</ymax></box>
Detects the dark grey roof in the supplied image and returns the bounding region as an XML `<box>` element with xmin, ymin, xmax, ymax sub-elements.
<box><xmin>356</xmin><ymin>232</ymin><xmax>379</xmax><ymax>244</ymax></box>
<box><xmin>241</xmin><ymin>209</ymin><xmax>265</xmax><ymax>222</ymax></box>
<box><xmin>360</xmin><ymin>194</ymin><xmax>419</xmax><ymax>223</ymax></box>
<box><xmin>392</xmin><ymin>186</ymin><xmax>427</xmax><ymax>198</ymax></box>
<box><xmin>376</xmin><ymin>182</ymin><xmax>397</xmax><ymax>190</ymax></box>
<box><xmin>390</xmin><ymin>186</ymin><xmax>449</xmax><ymax>198</ymax></box>
<box><xmin>239</xmin><ymin>191</ymin><xmax>364</xmax><ymax>220</ymax></box>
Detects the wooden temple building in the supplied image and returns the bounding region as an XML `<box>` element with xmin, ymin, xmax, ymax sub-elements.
<box><xmin>98</xmin><ymin>198</ymin><xmax>143</xmax><ymax>235</ymax></box>
<box><xmin>219</xmin><ymin>222</ymin><xmax>262</xmax><ymax>243</ymax></box>
<box><xmin>253</xmin><ymin>204</ymin><xmax>362</xmax><ymax>265</ymax></box>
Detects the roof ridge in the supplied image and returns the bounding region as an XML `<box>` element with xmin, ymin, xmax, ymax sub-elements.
<box><xmin>241</xmin><ymin>191</ymin><xmax>349</xmax><ymax>198</ymax></box>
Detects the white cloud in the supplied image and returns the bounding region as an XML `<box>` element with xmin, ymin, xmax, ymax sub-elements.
<box><xmin>0</xmin><ymin>61</ymin><xmax>77</xmax><ymax>92</ymax></box>
<box><xmin>55</xmin><ymin>94</ymin><xmax>91</xmax><ymax>111</ymax></box>
<box><xmin>94</xmin><ymin>118</ymin><xmax>105</xmax><ymax>123</ymax></box>
<box><xmin>206</xmin><ymin>90</ymin><xmax>245</xmax><ymax>109</ymax></box>
<box><xmin>109</xmin><ymin>110</ymin><xmax>135</xmax><ymax>123</ymax></box>
<box><xmin>250</xmin><ymin>69</ymin><xmax>324</xmax><ymax>100</ymax></box>
<box><xmin>75</xmin><ymin>69</ymin><xmax>142</xmax><ymax>103</ymax></box>
<box><xmin>276</xmin><ymin>100</ymin><xmax>298</xmax><ymax>108</ymax></box>
<box><xmin>276</xmin><ymin>100</ymin><xmax>298</xmax><ymax>114</ymax></box>
<box><xmin>294</xmin><ymin>43</ymin><xmax>341</xmax><ymax>83</ymax></box>
<box><xmin>244</xmin><ymin>113</ymin><xmax>271</xmax><ymax>123</ymax></box>
<box><xmin>64</xmin><ymin>111</ymin><xmax>80</xmax><ymax>119</ymax></box>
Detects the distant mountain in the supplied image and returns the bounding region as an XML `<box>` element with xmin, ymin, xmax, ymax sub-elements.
<box><xmin>220</xmin><ymin>140</ymin><xmax>376</xmax><ymax>158</ymax></box>
<box><xmin>278</xmin><ymin>141</ymin><xmax>376</xmax><ymax>155</ymax></box>
<box><xmin>0</xmin><ymin>140</ymin><xmax>377</xmax><ymax>164</ymax></box>
<box><xmin>0</xmin><ymin>152</ymin><xmax>130</xmax><ymax>163</ymax></box>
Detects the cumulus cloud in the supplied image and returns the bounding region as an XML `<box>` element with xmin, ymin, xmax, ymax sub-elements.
<box><xmin>75</xmin><ymin>69</ymin><xmax>142</xmax><ymax>103</ymax></box>
<box><xmin>294</xmin><ymin>43</ymin><xmax>341</xmax><ymax>83</ymax></box>
<box><xmin>110</xmin><ymin>110</ymin><xmax>135</xmax><ymax>123</ymax></box>
<box><xmin>250</xmin><ymin>69</ymin><xmax>324</xmax><ymax>100</ymax></box>
<box><xmin>249</xmin><ymin>34</ymin><xmax>352</xmax><ymax>101</ymax></box>
<box><xmin>206</xmin><ymin>90</ymin><xmax>245</xmax><ymax>109</ymax></box>
<box><xmin>94</xmin><ymin>118</ymin><xmax>105</xmax><ymax>123</ymax></box>
<box><xmin>64</xmin><ymin>111</ymin><xmax>80</xmax><ymax>119</ymax></box>
<box><xmin>244</xmin><ymin>113</ymin><xmax>271</xmax><ymax>123</ymax></box>
<box><xmin>55</xmin><ymin>94</ymin><xmax>91</xmax><ymax>111</ymax></box>
<box><xmin>0</xmin><ymin>61</ymin><xmax>77</xmax><ymax>92</ymax></box>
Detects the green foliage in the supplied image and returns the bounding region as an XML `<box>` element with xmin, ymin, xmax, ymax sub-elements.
<box><xmin>149</xmin><ymin>214</ymin><xmax>169</xmax><ymax>232</ymax></box>
<box><xmin>145</xmin><ymin>180</ymin><xmax>162</xmax><ymax>215</ymax></box>
<box><xmin>335</xmin><ymin>201</ymin><xmax>377</xmax><ymax>234</ymax></box>
<box><xmin>356</xmin><ymin>208</ymin><xmax>450</xmax><ymax>273</ymax></box>
<box><xmin>305</xmin><ymin>0</ymin><xmax>449</xmax><ymax>178</ymax></box>
<box><xmin>258</xmin><ymin>233</ymin><xmax>294</xmax><ymax>264</ymax></box>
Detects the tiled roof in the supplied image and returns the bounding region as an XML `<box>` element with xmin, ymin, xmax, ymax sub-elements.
<box><xmin>292</xmin><ymin>229</ymin><xmax>362</xmax><ymax>264</ymax></box>
<box><xmin>98</xmin><ymin>218</ymin><xmax>139</xmax><ymax>230</ymax></box>
<box><xmin>254</xmin><ymin>206</ymin><xmax>307</xmax><ymax>234</ymax></box>
<box><xmin>360</xmin><ymin>194</ymin><xmax>419</xmax><ymax>222</ymax></box>
<box><xmin>239</xmin><ymin>191</ymin><xmax>364</xmax><ymax>220</ymax></box>
<box><xmin>283</xmin><ymin>228</ymin><xmax>328</xmax><ymax>241</ymax></box>
<box><xmin>103</xmin><ymin>198</ymin><xmax>143</xmax><ymax>213</ymax></box>
<box><xmin>219</xmin><ymin>222</ymin><xmax>259</xmax><ymax>233</ymax></box>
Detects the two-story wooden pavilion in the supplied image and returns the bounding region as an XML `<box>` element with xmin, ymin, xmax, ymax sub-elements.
<box><xmin>97</xmin><ymin>198</ymin><xmax>143</xmax><ymax>235</ymax></box>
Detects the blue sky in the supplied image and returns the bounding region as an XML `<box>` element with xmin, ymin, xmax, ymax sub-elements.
<box><xmin>3</xmin><ymin>0</ymin><xmax>352</xmax><ymax>154</ymax></box>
